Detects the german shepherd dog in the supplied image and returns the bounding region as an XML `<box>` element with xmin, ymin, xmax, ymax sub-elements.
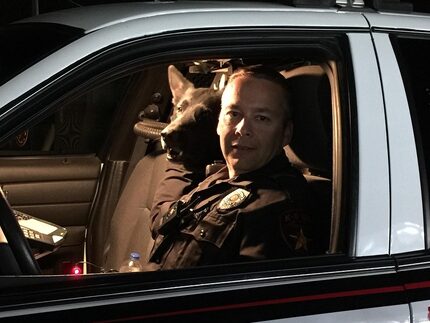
<box><xmin>161</xmin><ymin>65</ymin><xmax>223</xmax><ymax>168</ymax></box>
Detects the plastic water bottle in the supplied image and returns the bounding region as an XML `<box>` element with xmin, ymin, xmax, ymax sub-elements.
<box><xmin>119</xmin><ymin>252</ymin><xmax>143</xmax><ymax>273</ymax></box>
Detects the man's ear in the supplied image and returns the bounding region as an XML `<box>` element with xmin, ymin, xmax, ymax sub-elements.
<box><xmin>216</xmin><ymin>120</ymin><xmax>221</xmax><ymax>136</ymax></box>
<box><xmin>168</xmin><ymin>65</ymin><xmax>194</xmax><ymax>105</ymax></box>
<box><xmin>282</xmin><ymin>121</ymin><xmax>293</xmax><ymax>147</ymax></box>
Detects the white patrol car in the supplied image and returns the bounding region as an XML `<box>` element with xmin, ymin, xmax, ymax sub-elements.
<box><xmin>0</xmin><ymin>0</ymin><xmax>429</xmax><ymax>321</ymax></box>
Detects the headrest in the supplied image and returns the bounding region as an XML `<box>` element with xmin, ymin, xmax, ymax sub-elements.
<box><xmin>283</xmin><ymin>65</ymin><xmax>332</xmax><ymax>177</ymax></box>
<box><xmin>134</xmin><ymin>119</ymin><xmax>167</xmax><ymax>140</ymax></box>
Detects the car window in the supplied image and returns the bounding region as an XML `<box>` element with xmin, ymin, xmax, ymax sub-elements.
<box><xmin>392</xmin><ymin>36</ymin><xmax>430</xmax><ymax>237</ymax></box>
<box><xmin>90</xmin><ymin>57</ymin><xmax>338</xmax><ymax>274</ymax></box>
<box><xmin>0</xmin><ymin>76</ymin><xmax>129</xmax><ymax>156</ymax></box>
<box><xmin>0</xmin><ymin>28</ymin><xmax>353</xmax><ymax>281</ymax></box>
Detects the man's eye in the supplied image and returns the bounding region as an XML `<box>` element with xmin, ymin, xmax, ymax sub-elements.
<box><xmin>226</xmin><ymin>111</ymin><xmax>240</xmax><ymax>118</ymax></box>
<box><xmin>256</xmin><ymin>115</ymin><xmax>269</xmax><ymax>122</ymax></box>
<box><xmin>222</xmin><ymin>111</ymin><xmax>239</xmax><ymax>125</ymax></box>
<box><xmin>223</xmin><ymin>111</ymin><xmax>240</xmax><ymax>123</ymax></box>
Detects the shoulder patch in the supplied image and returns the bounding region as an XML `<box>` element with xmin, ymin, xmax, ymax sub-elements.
<box><xmin>217</xmin><ymin>188</ymin><xmax>250</xmax><ymax>211</ymax></box>
<box><xmin>280</xmin><ymin>211</ymin><xmax>310</xmax><ymax>254</ymax></box>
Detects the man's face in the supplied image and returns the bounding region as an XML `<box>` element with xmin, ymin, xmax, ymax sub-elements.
<box><xmin>217</xmin><ymin>75</ymin><xmax>292</xmax><ymax>178</ymax></box>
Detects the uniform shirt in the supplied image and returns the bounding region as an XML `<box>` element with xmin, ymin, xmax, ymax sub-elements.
<box><xmin>148</xmin><ymin>153</ymin><xmax>312</xmax><ymax>270</ymax></box>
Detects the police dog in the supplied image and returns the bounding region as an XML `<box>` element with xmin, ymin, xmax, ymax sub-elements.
<box><xmin>161</xmin><ymin>65</ymin><xmax>223</xmax><ymax>168</ymax></box>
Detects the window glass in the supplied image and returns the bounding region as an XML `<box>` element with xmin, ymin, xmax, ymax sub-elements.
<box><xmin>0</xmin><ymin>76</ymin><xmax>130</xmax><ymax>155</ymax></box>
<box><xmin>98</xmin><ymin>58</ymin><xmax>335</xmax><ymax>273</ymax></box>
<box><xmin>0</xmin><ymin>43</ymin><xmax>340</xmax><ymax>276</ymax></box>
<box><xmin>393</xmin><ymin>37</ymin><xmax>430</xmax><ymax>202</ymax></box>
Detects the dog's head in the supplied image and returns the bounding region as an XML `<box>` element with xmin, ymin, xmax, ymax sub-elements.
<box><xmin>161</xmin><ymin>65</ymin><xmax>223</xmax><ymax>167</ymax></box>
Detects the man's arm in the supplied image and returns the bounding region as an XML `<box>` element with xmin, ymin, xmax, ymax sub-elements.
<box><xmin>150</xmin><ymin>161</ymin><xmax>205</xmax><ymax>237</ymax></box>
<box><xmin>237</xmin><ymin>195</ymin><xmax>313</xmax><ymax>262</ymax></box>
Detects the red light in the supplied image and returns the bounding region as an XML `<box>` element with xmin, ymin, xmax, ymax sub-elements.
<box><xmin>71</xmin><ymin>265</ymin><xmax>82</xmax><ymax>275</ymax></box>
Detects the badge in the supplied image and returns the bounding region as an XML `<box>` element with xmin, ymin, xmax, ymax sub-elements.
<box><xmin>217</xmin><ymin>188</ymin><xmax>250</xmax><ymax>211</ymax></box>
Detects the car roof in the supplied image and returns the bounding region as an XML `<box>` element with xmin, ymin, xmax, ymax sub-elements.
<box><xmin>10</xmin><ymin>0</ymin><xmax>430</xmax><ymax>110</ymax></box>
<box><xmin>365</xmin><ymin>11</ymin><xmax>430</xmax><ymax>32</ymax></box>
<box><xmin>15</xmin><ymin>1</ymin><xmax>337</xmax><ymax>33</ymax></box>
<box><xmin>15</xmin><ymin>1</ymin><xmax>430</xmax><ymax>35</ymax></box>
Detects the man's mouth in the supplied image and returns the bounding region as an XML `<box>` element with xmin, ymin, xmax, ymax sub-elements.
<box><xmin>232</xmin><ymin>144</ymin><xmax>253</xmax><ymax>151</ymax></box>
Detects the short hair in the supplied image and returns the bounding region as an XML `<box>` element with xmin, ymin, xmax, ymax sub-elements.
<box><xmin>226</xmin><ymin>65</ymin><xmax>292</xmax><ymax>121</ymax></box>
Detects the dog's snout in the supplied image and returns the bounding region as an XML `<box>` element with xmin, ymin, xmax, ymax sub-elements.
<box><xmin>161</xmin><ymin>127</ymin><xmax>180</xmax><ymax>143</ymax></box>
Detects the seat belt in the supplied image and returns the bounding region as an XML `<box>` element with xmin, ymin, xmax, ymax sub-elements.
<box><xmin>122</xmin><ymin>136</ymin><xmax>150</xmax><ymax>186</ymax></box>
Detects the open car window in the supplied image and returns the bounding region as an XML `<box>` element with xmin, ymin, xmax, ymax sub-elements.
<box><xmin>0</xmin><ymin>31</ymin><xmax>346</xmax><ymax>275</ymax></box>
<box><xmin>0</xmin><ymin>51</ymin><xmax>343</xmax><ymax>276</ymax></box>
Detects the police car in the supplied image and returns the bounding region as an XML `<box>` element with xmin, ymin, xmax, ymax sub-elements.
<box><xmin>0</xmin><ymin>0</ymin><xmax>429</xmax><ymax>321</ymax></box>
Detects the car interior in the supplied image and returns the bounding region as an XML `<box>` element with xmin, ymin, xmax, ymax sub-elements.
<box><xmin>0</xmin><ymin>54</ymin><xmax>340</xmax><ymax>275</ymax></box>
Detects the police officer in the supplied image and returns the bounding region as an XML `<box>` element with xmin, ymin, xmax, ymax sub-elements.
<box><xmin>148</xmin><ymin>65</ymin><xmax>312</xmax><ymax>270</ymax></box>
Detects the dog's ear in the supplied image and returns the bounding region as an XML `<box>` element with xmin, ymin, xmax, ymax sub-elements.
<box><xmin>168</xmin><ymin>65</ymin><xmax>194</xmax><ymax>104</ymax></box>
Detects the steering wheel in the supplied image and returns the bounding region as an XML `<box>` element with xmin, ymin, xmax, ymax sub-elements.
<box><xmin>0</xmin><ymin>187</ymin><xmax>40</xmax><ymax>274</ymax></box>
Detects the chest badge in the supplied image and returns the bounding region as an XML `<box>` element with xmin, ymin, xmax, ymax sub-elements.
<box><xmin>218</xmin><ymin>188</ymin><xmax>250</xmax><ymax>211</ymax></box>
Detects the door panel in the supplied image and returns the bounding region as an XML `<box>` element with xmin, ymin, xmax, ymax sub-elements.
<box><xmin>0</xmin><ymin>155</ymin><xmax>101</xmax><ymax>272</ymax></box>
<box><xmin>0</xmin><ymin>156</ymin><xmax>100</xmax><ymax>226</ymax></box>
<box><xmin>0</xmin><ymin>155</ymin><xmax>100</xmax><ymax>224</ymax></box>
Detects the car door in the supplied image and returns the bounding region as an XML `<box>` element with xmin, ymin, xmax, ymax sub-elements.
<box><xmin>367</xmin><ymin>12</ymin><xmax>430</xmax><ymax>322</ymax></box>
<box><xmin>0</xmin><ymin>5</ymin><xmax>413</xmax><ymax>321</ymax></box>
<box><xmin>0</xmin><ymin>77</ymin><xmax>130</xmax><ymax>273</ymax></box>
<box><xmin>274</xmin><ymin>29</ymin><xmax>407</xmax><ymax>323</ymax></box>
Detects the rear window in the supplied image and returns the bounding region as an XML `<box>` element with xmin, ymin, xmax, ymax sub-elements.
<box><xmin>0</xmin><ymin>23</ymin><xmax>84</xmax><ymax>85</ymax></box>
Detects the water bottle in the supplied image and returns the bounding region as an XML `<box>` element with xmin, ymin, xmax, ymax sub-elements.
<box><xmin>119</xmin><ymin>252</ymin><xmax>143</xmax><ymax>273</ymax></box>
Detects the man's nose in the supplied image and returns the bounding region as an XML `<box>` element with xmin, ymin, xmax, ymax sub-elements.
<box><xmin>235</xmin><ymin>118</ymin><xmax>252</xmax><ymax>137</ymax></box>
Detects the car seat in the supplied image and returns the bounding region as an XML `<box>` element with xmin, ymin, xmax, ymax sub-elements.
<box><xmin>283</xmin><ymin>64</ymin><xmax>333</xmax><ymax>254</ymax></box>
<box><xmin>99</xmin><ymin>67</ymin><xmax>219</xmax><ymax>272</ymax></box>
<box><xmin>102</xmin><ymin>135</ymin><xmax>167</xmax><ymax>271</ymax></box>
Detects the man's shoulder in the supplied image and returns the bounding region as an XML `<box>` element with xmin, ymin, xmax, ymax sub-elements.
<box><xmin>270</xmin><ymin>165</ymin><xmax>307</xmax><ymax>185</ymax></box>
<box><xmin>255</xmin><ymin>157</ymin><xmax>307</xmax><ymax>189</ymax></box>
<box><xmin>250</xmin><ymin>157</ymin><xmax>308</xmax><ymax>205</ymax></box>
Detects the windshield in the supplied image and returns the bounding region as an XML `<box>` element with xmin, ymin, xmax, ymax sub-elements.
<box><xmin>0</xmin><ymin>23</ymin><xmax>84</xmax><ymax>86</ymax></box>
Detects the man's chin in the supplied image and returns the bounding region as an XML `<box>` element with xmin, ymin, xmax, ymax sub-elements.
<box><xmin>228</xmin><ymin>159</ymin><xmax>259</xmax><ymax>176</ymax></box>
<box><xmin>229</xmin><ymin>149</ymin><xmax>253</xmax><ymax>159</ymax></box>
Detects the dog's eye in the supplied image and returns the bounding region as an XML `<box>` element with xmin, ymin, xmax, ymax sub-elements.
<box><xmin>177</xmin><ymin>100</ymin><xmax>189</xmax><ymax>113</ymax></box>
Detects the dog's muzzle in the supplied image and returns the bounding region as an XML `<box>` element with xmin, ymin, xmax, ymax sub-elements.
<box><xmin>160</xmin><ymin>131</ymin><xmax>184</xmax><ymax>161</ymax></box>
<box><xmin>133</xmin><ymin>119</ymin><xmax>185</xmax><ymax>161</ymax></box>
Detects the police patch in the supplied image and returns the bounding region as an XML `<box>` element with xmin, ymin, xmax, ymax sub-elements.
<box><xmin>218</xmin><ymin>188</ymin><xmax>250</xmax><ymax>210</ymax></box>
